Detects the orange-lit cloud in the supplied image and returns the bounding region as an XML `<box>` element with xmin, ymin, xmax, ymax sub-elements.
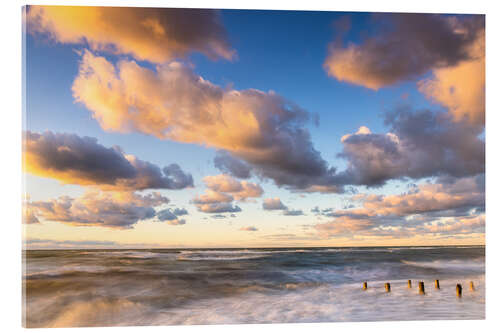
<box><xmin>324</xmin><ymin>14</ymin><xmax>484</xmax><ymax>126</ymax></box>
<box><xmin>72</xmin><ymin>51</ymin><xmax>340</xmax><ymax>192</ymax></box>
<box><xmin>192</xmin><ymin>174</ymin><xmax>263</xmax><ymax>214</ymax></box>
<box><xmin>203</xmin><ymin>174</ymin><xmax>263</xmax><ymax>201</ymax></box>
<box><xmin>418</xmin><ymin>30</ymin><xmax>485</xmax><ymax>125</ymax></box>
<box><xmin>26</xmin><ymin>6</ymin><xmax>235</xmax><ymax>63</ymax></box>
<box><xmin>262</xmin><ymin>197</ymin><xmax>287</xmax><ymax>210</ymax></box>
<box><xmin>28</xmin><ymin>191</ymin><xmax>169</xmax><ymax>229</ymax></box>
<box><xmin>324</xmin><ymin>14</ymin><xmax>482</xmax><ymax>90</ymax></box>
<box><xmin>313</xmin><ymin>175</ymin><xmax>484</xmax><ymax>239</ymax></box>
<box><xmin>24</xmin><ymin>131</ymin><xmax>193</xmax><ymax>191</ymax></box>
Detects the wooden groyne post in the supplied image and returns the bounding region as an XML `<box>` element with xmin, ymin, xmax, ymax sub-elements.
<box><xmin>435</xmin><ymin>279</ymin><xmax>440</xmax><ymax>289</ymax></box>
<box><xmin>363</xmin><ymin>281</ymin><xmax>368</xmax><ymax>290</ymax></box>
<box><xmin>470</xmin><ymin>281</ymin><xmax>475</xmax><ymax>291</ymax></box>
<box><xmin>456</xmin><ymin>283</ymin><xmax>463</xmax><ymax>297</ymax></box>
<box><xmin>418</xmin><ymin>281</ymin><xmax>425</xmax><ymax>295</ymax></box>
<box><xmin>385</xmin><ymin>283</ymin><xmax>391</xmax><ymax>292</ymax></box>
<box><xmin>408</xmin><ymin>280</ymin><xmax>412</xmax><ymax>288</ymax></box>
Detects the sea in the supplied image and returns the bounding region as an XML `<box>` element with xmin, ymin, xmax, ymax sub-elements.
<box><xmin>22</xmin><ymin>246</ymin><xmax>485</xmax><ymax>327</ymax></box>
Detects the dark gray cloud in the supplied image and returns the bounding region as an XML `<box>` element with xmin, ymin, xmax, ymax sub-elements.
<box><xmin>324</xmin><ymin>13</ymin><xmax>484</xmax><ymax>89</ymax></box>
<box><xmin>214</xmin><ymin>150</ymin><xmax>252</xmax><ymax>179</ymax></box>
<box><xmin>196</xmin><ymin>203</ymin><xmax>242</xmax><ymax>214</ymax></box>
<box><xmin>156</xmin><ymin>208</ymin><xmax>187</xmax><ymax>225</ymax></box>
<box><xmin>283</xmin><ymin>209</ymin><xmax>305</xmax><ymax>216</ymax></box>
<box><xmin>173</xmin><ymin>208</ymin><xmax>189</xmax><ymax>216</ymax></box>
<box><xmin>334</xmin><ymin>108</ymin><xmax>484</xmax><ymax>187</ymax></box>
<box><xmin>25</xmin><ymin>131</ymin><xmax>193</xmax><ymax>191</ymax></box>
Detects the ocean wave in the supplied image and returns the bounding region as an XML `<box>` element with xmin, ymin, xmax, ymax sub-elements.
<box><xmin>401</xmin><ymin>259</ymin><xmax>484</xmax><ymax>271</ymax></box>
<box><xmin>177</xmin><ymin>253</ymin><xmax>269</xmax><ymax>261</ymax></box>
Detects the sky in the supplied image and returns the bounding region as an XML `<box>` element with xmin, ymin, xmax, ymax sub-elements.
<box><xmin>22</xmin><ymin>6</ymin><xmax>485</xmax><ymax>248</ymax></box>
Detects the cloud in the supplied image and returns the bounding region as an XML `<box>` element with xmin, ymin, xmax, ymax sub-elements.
<box><xmin>214</xmin><ymin>150</ymin><xmax>252</xmax><ymax>179</ymax></box>
<box><xmin>240</xmin><ymin>226</ymin><xmax>258</xmax><ymax>231</ymax></box>
<box><xmin>194</xmin><ymin>202</ymin><xmax>242</xmax><ymax>214</ymax></box>
<box><xmin>262</xmin><ymin>197</ymin><xmax>303</xmax><ymax>216</ymax></box>
<box><xmin>315</xmin><ymin>216</ymin><xmax>374</xmax><ymax>237</ymax></box>
<box><xmin>192</xmin><ymin>174</ymin><xmax>262</xmax><ymax>214</ymax></box>
<box><xmin>262</xmin><ymin>198</ymin><xmax>287</xmax><ymax>210</ymax></box>
<box><xmin>172</xmin><ymin>208</ymin><xmax>188</xmax><ymax>216</ymax></box>
<box><xmin>313</xmin><ymin>175</ymin><xmax>484</xmax><ymax>239</ymax></box>
<box><xmin>192</xmin><ymin>190</ymin><xmax>233</xmax><ymax>205</ymax></box>
<box><xmin>203</xmin><ymin>174</ymin><xmax>263</xmax><ymax>201</ymax></box>
<box><xmin>26</xmin><ymin>6</ymin><xmax>235</xmax><ymax>63</ymax></box>
<box><xmin>422</xmin><ymin>215</ymin><xmax>484</xmax><ymax>235</ymax></box>
<box><xmin>72</xmin><ymin>51</ymin><xmax>341</xmax><ymax>193</ymax></box>
<box><xmin>418</xmin><ymin>29</ymin><xmax>485</xmax><ymax>125</ymax></box>
<box><xmin>324</xmin><ymin>14</ymin><xmax>483</xmax><ymax>90</ymax></box>
<box><xmin>283</xmin><ymin>209</ymin><xmax>304</xmax><ymax>216</ymax></box>
<box><xmin>24</xmin><ymin>131</ymin><xmax>193</xmax><ymax>191</ymax></box>
<box><xmin>335</xmin><ymin>108</ymin><xmax>484</xmax><ymax>187</ymax></box>
<box><xmin>156</xmin><ymin>208</ymin><xmax>187</xmax><ymax>225</ymax></box>
<box><xmin>28</xmin><ymin>191</ymin><xmax>169</xmax><ymax>229</ymax></box>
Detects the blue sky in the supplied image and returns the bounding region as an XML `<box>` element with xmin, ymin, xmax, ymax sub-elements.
<box><xmin>23</xmin><ymin>6</ymin><xmax>485</xmax><ymax>248</ymax></box>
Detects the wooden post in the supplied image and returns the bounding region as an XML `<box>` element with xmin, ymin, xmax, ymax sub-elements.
<box><xmin>435</xmin><ymin>279</ymin><xmax>440</xmax><ymax>289</ymax></box>
<box><xmin>408</xmin><ymin>280</ymin><xmax>412</xmax><ymax>288</ymax></box>
<box><xmin>456</xmin><ymin>283</ymin><xmax>462</xmax><ymax>297</ymax></box>
<box><xmin>363</xmin><ymin>281</ymin><xmax>367</xmax><ymax>290</ymax></box>
<box><xmin>418</xmin><ymin>281</ymin><xmax>425</xmax><ymax>295</ymax></box>
<box><xmin>385</xmin><ymin>282</ymin><xmax>391</xmax><ymax>292</ymax></box>
<box><xmin>470</xmin><ymin>281</ymin><xmax>475</xmax><ymax>291</ymax></box>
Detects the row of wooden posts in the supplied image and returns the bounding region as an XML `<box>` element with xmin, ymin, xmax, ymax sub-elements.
<box><xmin>362</xmin><ymin>280</ymin><xmax>476</xmax><ymax>297</ymax></box>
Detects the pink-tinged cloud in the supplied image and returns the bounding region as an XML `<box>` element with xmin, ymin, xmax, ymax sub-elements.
<box><xmin>313</xmin><ymin>175</ymin><xmax>484</xmax><ymax>239</ymax></box>
<box><xmin>27</xmin><ymin>191</ymin><xmax>170</xmax><ymax>229</ymax></box>
<box><xmin>26</xmin><ymin>6</ymin><xmax>235</xmax><ymax>63</ymax></box>
<box><xmin>262</xmin><ymin>197</ymin><xmax>287</xmax><ymax>210</ymax></box>
<box><xmin>24</xmin><ymin>131</ymin><xmax>193</xmax><ymax>191</ymax></box>
<box><xmin>192</xmin><ymin>174</ymin><xmax>262</xmax><ymax>214</ymax></box>
<box><xmin>423</xmin><ymin>215</ymin><xmax>484</xmax><ymax>235</ymax></box>
<box><xmin>203</xmin><ymin>174</ymin><xmax>263</xmax><ymax>201</ymax></box>
<box><xmin>240</xmin><ymin>226</ymin><xmax>258</xmax><ymax>231</ymax></box>
<box><xmin>72</xmin><ymin>51</ymin><xmax>341</xmax><ymax>193</ymax></box>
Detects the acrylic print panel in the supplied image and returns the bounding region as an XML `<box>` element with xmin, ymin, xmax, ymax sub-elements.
<box><xmin>22</xmin><ymin>5</ymin><xmax>485</xmax><ymax>328</ymax></box>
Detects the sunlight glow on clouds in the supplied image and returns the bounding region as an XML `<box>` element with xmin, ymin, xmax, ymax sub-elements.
<box><xmin>324</xmin><ymin>14</ymin><xmax>483</xmax><ymax>90</ymax></box>
<box><xmin>26</xmin><ymin>6</ymin><xmax>235</xmax><ymax>63</ymax></box>
<box><xmin>24</xmin><ymin>131</ymin><xmax>193</xmax><ymax>191</ymax></box>
<box><xmin>313</xmin><ymin>175</ymin><xmax>484</xmax><ymax>239</ymax></box>
<box><xmin>26</xmin><ymin>191</ymin><xmax>170</xmax><ymax>229</ymax></box>
<box><xmin>72</xmin><ymin>50</ymin><xmax>341</xmax><ymax>193</ymax></box>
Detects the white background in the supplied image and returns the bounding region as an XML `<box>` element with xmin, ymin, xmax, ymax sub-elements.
<box><xmin>1</xmin><ymin>0</ymin><xmax>499</xmax><ymax>332</ymax></box>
